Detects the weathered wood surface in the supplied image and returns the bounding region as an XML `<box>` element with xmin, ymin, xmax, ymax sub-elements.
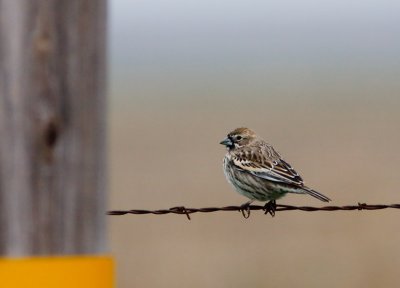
<box><xmin>0</xmin><ymin>0</ymin><xmax>107</xmax><ymax>256</ymax></box>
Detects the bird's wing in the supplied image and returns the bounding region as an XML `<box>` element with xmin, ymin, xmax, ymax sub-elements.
<box><xmin>231</xmin><ymin>149</ymin><xmax>304</xmax><ymax>186</ymax></box>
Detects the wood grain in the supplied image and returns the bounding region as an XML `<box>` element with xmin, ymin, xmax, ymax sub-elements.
<box><xmin>0</xmin><ymin>0</ymin><xmax>107</xmax><ymax>256</ymax></box>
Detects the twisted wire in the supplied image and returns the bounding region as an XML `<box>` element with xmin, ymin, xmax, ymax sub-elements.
<box><xmin>107</xmin><ymin>203</ymin><xmax>400</xmax><ymax>220</ymax></box>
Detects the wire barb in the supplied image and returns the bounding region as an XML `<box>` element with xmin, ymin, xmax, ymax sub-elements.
<box><xmin>107</xmin><ymin>203</ymin><xmax>400</xmax><ymax>219</ymax></box>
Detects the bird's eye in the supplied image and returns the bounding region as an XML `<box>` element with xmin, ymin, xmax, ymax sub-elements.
<box><xmin>236</xmin><ymin>136</ymin><xmax>242</xmax><ymax>140</ymax></box>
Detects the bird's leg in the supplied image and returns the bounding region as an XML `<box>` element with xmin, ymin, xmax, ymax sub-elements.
<box><xmin>239</xmin><ymin>200</ymin><xmax>253</xmax><ymax>219</ymax></box>
<box><xmin>263</xmin><ymin>200</ymin><xmax>276</xmax><ymax>217</ymax></box>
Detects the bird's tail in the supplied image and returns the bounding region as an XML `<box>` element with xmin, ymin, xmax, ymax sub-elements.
<box><xmin>302</xmin><ymin>187</ymin><xmax>331</xmax><ymax>202</ymax></box>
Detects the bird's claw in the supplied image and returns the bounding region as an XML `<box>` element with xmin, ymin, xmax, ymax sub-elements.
<box><xmin>263</xmin><ymin>200</ymin><xmax>276</xmax><ymax>217</ymax></box>
<box><xmin>239</xmin><ymin>201</ymin><xmax>253</xmax><ymax>219</ymax></box>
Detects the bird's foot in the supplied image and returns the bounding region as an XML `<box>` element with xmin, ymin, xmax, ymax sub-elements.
<box><xmin>263</xmin><ymin>200</ymin><xmax>276</xmax><ymax>217</ymax></box>
<box><xmin>239</xmin><ymin>201</ymin><xmax>253</xmax><ymax>219</ymax></box>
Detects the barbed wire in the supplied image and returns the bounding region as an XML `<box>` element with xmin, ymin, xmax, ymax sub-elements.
<box><xmin>107</xmin><ymin>203</ymin><xmax>400</xmax><ymax>220</ymax></box>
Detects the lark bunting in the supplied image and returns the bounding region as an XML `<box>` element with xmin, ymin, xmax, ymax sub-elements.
<box><xmin>220</xmin><ymin>127</ymin><xmax>330</xmax><ymax>216</ymax></box>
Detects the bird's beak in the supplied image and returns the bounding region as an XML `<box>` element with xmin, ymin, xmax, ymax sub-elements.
<box><xmin>219</xmin><ymin>137</ymin><xmax>233</xmax><ymax>146</ymax></box>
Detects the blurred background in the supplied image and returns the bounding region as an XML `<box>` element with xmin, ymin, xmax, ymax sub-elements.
<box><xmin>108</xmin><ymin>0</ymin><xmax>400</xmax><ymax>287</ymax></box>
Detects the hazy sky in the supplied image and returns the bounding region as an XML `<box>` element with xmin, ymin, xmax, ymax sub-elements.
<box><xmin>109</xmin><ymin>0</ymin><xmax>400</xmax><ymax>102</ymax></box>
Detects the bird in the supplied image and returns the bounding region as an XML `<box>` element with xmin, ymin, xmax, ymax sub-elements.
<box><xmin>220</xmin><ymin>127</ymin><xmax>330</xmax><ymax>217</ymax></box>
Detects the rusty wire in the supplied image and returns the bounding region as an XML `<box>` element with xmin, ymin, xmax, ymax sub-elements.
<box><xmin>107</xmin><ymin>203</ymin><xmax>400</xmax><ymax>220</ymax></box>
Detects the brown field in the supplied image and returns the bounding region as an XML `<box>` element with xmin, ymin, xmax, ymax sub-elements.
<box><xmin>109</xmin><ymin>95</ymin><xmax>400</xmax><ymax>287</ymax></box>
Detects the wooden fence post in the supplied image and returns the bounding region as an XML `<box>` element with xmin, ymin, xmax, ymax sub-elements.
<box><xmin>0</xmin><ymin>0</ymin><xmax>112</xmax><ymax>286</ymax></box>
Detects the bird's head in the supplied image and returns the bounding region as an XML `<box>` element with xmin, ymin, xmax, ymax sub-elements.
<box><xmin>220</xmin><ymin>127</ymin><xmax>257</xmax><ymax>150</ymax></box>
